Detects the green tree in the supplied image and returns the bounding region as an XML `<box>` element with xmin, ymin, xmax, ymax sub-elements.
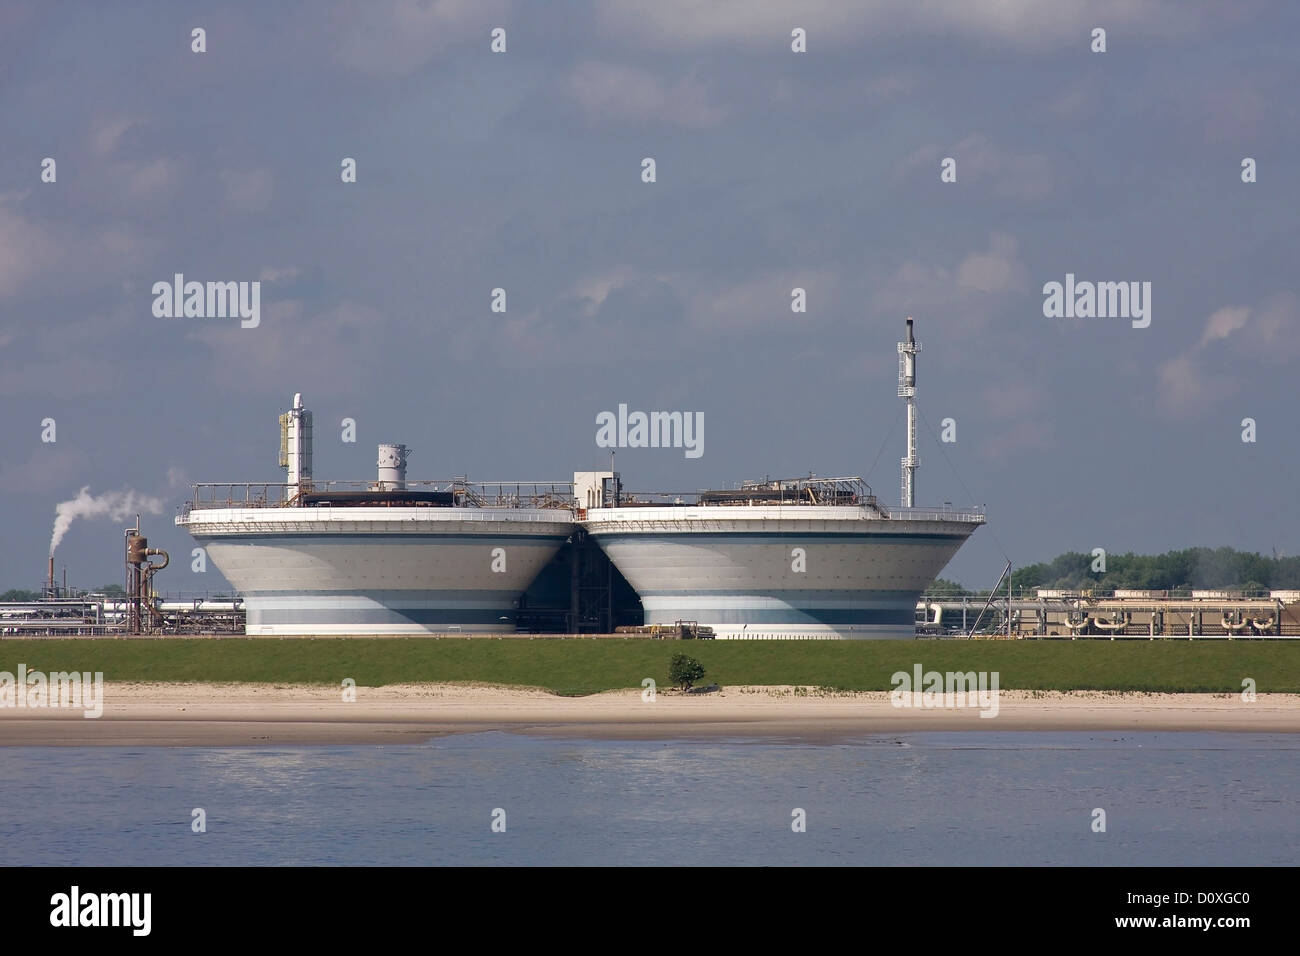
<box><xmin>926</xmin><ymin>578</ymin><xmax>971</xmax><ymax>597</ymax></box>
<box><xmin>669</xmin><ymin>653</ymin><xmax>706</xmax><ymax>691</ymax></box>
<box><xmin>1008</xmin><ymin>547</ymin><xmax>1293</xmax><ymax>593</ymax></box>
<box><xmin>1</xmin><ymin>589</ymin><xmax>41</xmax><ymax>601</ymax></box>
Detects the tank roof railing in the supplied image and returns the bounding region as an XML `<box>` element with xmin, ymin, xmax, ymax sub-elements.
<box><xmin>179</xmin><ymin>480</ymin><xmax>576</xmax><ymax>514</ymax></box>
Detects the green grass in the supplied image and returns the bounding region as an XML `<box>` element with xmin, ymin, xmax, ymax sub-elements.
<box><xmin>3</xmin><ymin>638</ymin><xmax>1299</xmax><ymax>696</ymax></box>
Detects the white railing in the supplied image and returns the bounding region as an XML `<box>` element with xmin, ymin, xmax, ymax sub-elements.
<box><xmin>884</xmin><ymin>507</ymin><xmax>985</xmax><ymax>523</ymax></box>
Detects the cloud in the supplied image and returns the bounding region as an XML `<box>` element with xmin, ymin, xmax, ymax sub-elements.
<box><xmin>0</xmin><ymin>193</ymin><xmax>156</xmax><ymax>305</ymax></box>
<box><xmin>0</xmin><ymin>353</ymin><xmax>119</xmax><ymax>398</ymax></box>
<box><xmin>1248</xmin><ymin>292</ymin><xmax>1300</xmax><ymax>358</ymax></box>
<box><xmin>567</xmin><ymin>61</ymin><xmax>725</xmax><ymax>128</ymax></box>
<box><xmin>469</xmin><ymin>271</ymin><xmax>693</xmax><ymax>366</ymax></box>
<box><xmin>957</xmin><ymin>233</ymin><xmax>1029</xmax><ymax>294</ymax></box>
<box><xmin>573</xmin><ymin>267</ymin><xmax>640</xmax><ymax>316</ymax></box>
<box><xmin>120</xmin><ymin>157</ymin><xmax>183</xmax><ymax>201</ymax></box>
<box><xmin>188</xmin><ymin>300</ymin><xmax>393</xmax><ymax>393</ymax></box>
<box><xmin>0</xmin><ymin>297</ymin><xmax>155</xmax><ymax>398</ymax></box>
<box><xmin>875</xmin><ymin>233</ymin><xmax>1028</xmax><ymax>318</ymax></box>
<box><xmin>689</xmin><ymin>270</ymin><xmax>836</xmax><ymax>331</ymax></box>
<box><xmin>0</xmin><ymin>200</ymin><xmax>57</xmax><ymax>300</ymax></box>
<box><xmin>221</xmin><ymin>169</ymin><xmax>274</xmax><ymax>213</ymax></box>
<box><xmin>899</xmin><ymin>133</ymin><xmax>1053</xmax><ymax>200</ymax></box>
<box><xmin>979</xmin><ymin>420</ymin><xmax>1054</xmax><ymax>460</ymax></box>
<box><xmin>90</xmin><ymin>115</ymin><xmax>143</xmax><ymax>157</ymax></box>
<box><xmin>597</xmin><ymin>0</ymin><xmax>1196</xmax><ymax>51</ymax></box>
<box><xmin>1157</xmin><ymin>294</ymin><xmax>1299</xmax><ymax>416</ymax></box>
<box><xmin>0</xmin><ymin>447</ymin><xmax>90</xmax><ymax>495</ymax></box>
<box><xmin>1199</xmin><ymin>305</ymin><xmax>1250</xmax><ymax>347</ymax></box>
<box><xmin>981</xmin><ymin>382</ymin><xmax>1047</xmax><ymax>421</ymax></box>
<box><xmin>325</xmin><ymin>0</ymin><xmax>508</xmax><ymax>77</ymax></box>
<box><xmin>1156</xmin><ymin>353</ymin><xmax>1223</xmax><ymax>415</ymax></box>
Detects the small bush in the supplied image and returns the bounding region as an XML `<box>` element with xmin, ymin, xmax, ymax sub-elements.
<box><xmin>669</xmin><ymin>653</ymin><xmax>706</xmax><ymax>691</ymax></box>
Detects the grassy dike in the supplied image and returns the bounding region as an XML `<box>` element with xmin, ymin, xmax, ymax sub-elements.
<box><xmin>3</xmin><ymin>638</ymin><xmax>1299</xmax><ymax>696</ymax></box>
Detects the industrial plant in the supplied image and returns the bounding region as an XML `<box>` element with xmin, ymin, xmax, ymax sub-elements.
<box><xmin>4</xmin><ymin>319</ymin><xmax>1297</xmax><ymax>640</ymax></box>
<box><xmin>161</xmin><ymin>319</ymin><xmax>979</xmax><ymax>639</ymax></box>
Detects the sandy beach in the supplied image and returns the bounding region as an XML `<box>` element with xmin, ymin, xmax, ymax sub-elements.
<box><xmin>0</xmin><ymin>682</ymin><xmax>1298</xmax><ymax>745</ymax></box>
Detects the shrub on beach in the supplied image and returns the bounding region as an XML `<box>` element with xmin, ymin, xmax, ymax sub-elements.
<box><xmin>669</xmin><ymin>653</ymin><xmax>706</xmax><ymax>691</ymax></box>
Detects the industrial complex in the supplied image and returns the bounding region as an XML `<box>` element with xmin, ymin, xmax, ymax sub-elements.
<box><xmin>167</xmin><ymin>318</ymin><xmax>983</xmax><ymax>639</ymax></box>
<box><xmin>4</xmin><ymin>320</ymin><xmax>1297</xmax><ymax>640</ymax></box>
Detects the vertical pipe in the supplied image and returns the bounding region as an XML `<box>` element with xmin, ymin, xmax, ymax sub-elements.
<box><xmin>569</xmin><ymin>531</ymin><xmax>580</xmax><ymax>634</ymax></box>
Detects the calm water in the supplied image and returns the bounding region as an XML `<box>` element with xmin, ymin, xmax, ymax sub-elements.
<box><xmin>2</xmin><ymin>732</ymin><xmax>1297</xmax><ymax>866</ymax></box>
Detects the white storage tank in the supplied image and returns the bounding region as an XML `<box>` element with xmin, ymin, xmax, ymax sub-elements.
<box><xmin>377</xmin><ymin>443</ymin><xmax>408</xmax><ymax>491</ymax></box>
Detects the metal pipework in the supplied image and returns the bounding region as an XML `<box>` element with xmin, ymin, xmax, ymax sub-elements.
<box><xmin>125</xmin><ymin>520</ymin><xmax>169</xmax><ymax>634</ymax></box>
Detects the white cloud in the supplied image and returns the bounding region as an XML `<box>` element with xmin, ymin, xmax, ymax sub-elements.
<box><xmin>876</xmin><ymin>233</ymin><xmax>1028</xmax><ymax>316</ymax></box>
<box><xmin>0</xmin><ymin>201</ymin><xmax>57</xmax><ymax>300</ymax></box>
<box><xmin>690</xmin><ymin>270</ymin><xmax>835</xmax><ymax>330</ymax></box>
<box><xmin>567</xmin><ymin>61</ymin><xmax>725</xmax><ymax>128</ymax></box>
<box><xmin>221</xmin><ymin>169</ymin><xmax>273</xmax><ymax>213</ymax></box>
<box><xmin>120</xmin><ymin>157</ymin><xmax>183</xmax><ymax>201</ymax></box>
<box><xmin>1199</xmin><ymin>305</ymin><xmax>1250</xmax><ymax>347</ymax></box>
<box><xmin>572</xmin><ymin>267</ymin><xmax>640</xmax><ymax>316</ymax></box>
<box><xmin>900</xmin><ymin>133</ymin><xmax>1053</xmax><ymax>200</ymax></box>
<box><xmin>1248</xmin><ymin>293</ymin><xmax>1300</xmax><ymax>359</ymax></box>
<box><xmin>1156</xmin><ymin>294</ymin><xmax>1299</xmax><ymax>416</ymax></box>
<box><xmin>326</xmin><ymin>0</ymin><xmax>508</xmax><ymax>77</ymax></box>
<box><xmin>0</xmin><ymin>352</ymin><xmax>118</xmax><ymax>398</ymax></box>
<box><xmin>979</xmin><ymin>420</ymin><xmax>1054</xmax><ymax>460</ymax></box>
<box><xmin>90</xmin><ymin>115</ymin><xmax>143</xmax><ymax>157</ymax></box>
<box><xmin>189</xmin><ymin>300</ymin><xmax>392</xmax><ymax>393</ymax></box>
<box><xmin>957</xmin><ymin>233</ymin><xmax>1028</xmax><ymax>294</ymax></box>
<box><xmin>1156</xmin><ymin>353</ymin><xmax>1223</xmax><ymax>415</ymax></box>
<box><xmin>597</xmin><ymin>0</ymin><xmax>1195</xmax><ymax>51</ymax></box>
<box><xmin>0</xmin><ymin>446</ymin><xmax>91</xmax><ymax>494</ymax></box>
<box><xmin>981</xmin><ymin>382</ymin><xmax>1047</xmax><ymax>421</ymax></box>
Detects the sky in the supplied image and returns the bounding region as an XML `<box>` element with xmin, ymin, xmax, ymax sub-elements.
<box><xmin>1</xmin><ymin>0</ymin><xmax>1297</xmax><ymax>595</ymax></box>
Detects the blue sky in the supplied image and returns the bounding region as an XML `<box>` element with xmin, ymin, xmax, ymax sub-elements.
<box><xmin>2</xmin><ymin>0</ymin><xmax>1297</xmax><ymax>593</ymax></box>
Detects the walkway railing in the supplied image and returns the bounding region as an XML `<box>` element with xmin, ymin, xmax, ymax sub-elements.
<box><xmin>180</xmin><ymin>480</ymin><xmax>575</xmax><ymax>514</ymax></box>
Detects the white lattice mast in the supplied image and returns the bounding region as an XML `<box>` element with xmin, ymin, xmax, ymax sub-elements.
<box><xmin>898</xmin><ymin>317</ymin><xmax>920</xmax><ymax>508</ymax></box>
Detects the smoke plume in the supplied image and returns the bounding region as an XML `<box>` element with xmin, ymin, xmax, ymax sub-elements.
<box><xmin>49</xmin><ymin>486</ymin><xmax>164</xmax><ymax>556</ymax></box>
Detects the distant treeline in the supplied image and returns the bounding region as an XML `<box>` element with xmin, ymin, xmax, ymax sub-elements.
<box><xmin>931</xmin><ymin>547</ymin><xmax>1300</xmax><ymax>597</ymax></box>
<box><xmin>1</xmin><ymin>584</ymin><xmax>125</xmax><ymax>601</ymax></box>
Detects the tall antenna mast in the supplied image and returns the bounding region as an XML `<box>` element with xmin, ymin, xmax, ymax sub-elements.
<box><xmin>898</xmin><ymin>316</ymin><xmax>920</xmax><ymax>508</ymax></box>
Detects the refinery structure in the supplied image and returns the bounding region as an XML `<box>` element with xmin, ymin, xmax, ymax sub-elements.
<box><xmin>180</xmin><ymin>394</ymin><xmax>575</xmax><ymax>635</ymax></box>
<box><xmin>167</xmin><ymin>319</ymin><xmax>984</xmax><ymax>639</ymax></box>
<box><xmin>581</xmin><ymin>319</ymin><xmax>981</xmax><ymax>638</ymax></box>
<box><xmin>7</xmin><ymin>319</ymin><xmax>1296</xmax><ymax>640</ymax></box>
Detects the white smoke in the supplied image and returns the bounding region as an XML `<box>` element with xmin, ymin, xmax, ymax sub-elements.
<box><xmin>49</xmin><ymin>486</ymin><xmax>164</xmax><ymax>556</ymax></box>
